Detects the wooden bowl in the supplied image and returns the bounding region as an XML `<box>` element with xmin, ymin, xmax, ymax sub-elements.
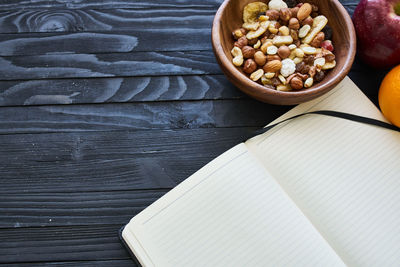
<box><xmin>212</xmin><ymin>0</ymin><xmax>356</xmax><ymax>105</ymax></box>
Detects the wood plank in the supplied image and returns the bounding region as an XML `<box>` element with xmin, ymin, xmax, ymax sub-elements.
<box><xmin>0</xmin><ymin>5</ymin><xmax>355</xmax><ymax>35</ymax></box>
<box><xmin>0</xmin><ymin>8</ymin><xmax>215</xmax><ymax>33</ymax></box>
<box><xmin>0</xmin><ymin>190</ymin><xmax>168</xmax><ymax>227</ymax></box>
<box><xmin>0</xmin><ymin>128</ymin><xmax>258</xmax><ymax>194</ymax></box>
<box><xmin>5</xmin><ymin>260</ymin><xmax>138</xmax><ymax>267</ymax></box>
<box><xmin>0</xmin><ymin>30</ymin><xmax>212</xmax><ymax>56</ymax></box>
<box><xmin>0</xmin><ymin>0</ymin><xmax>358</xmax><ymax>10</ymax></box>
<box><xmin>0</xmin><ymin>225</ymin><xmax>131</xmax><ymax>263</ymax></box>
<box><xmin>0</xmin><ymin>0</ymin><xmax>224</xmax><ymax>10</ymax></box>
<box><xmin>0</xmin><ymin>51</ymin><xmax>221</xmax><ymax>80</ymax></box>
<box><xmin>0</xmin><ymin>75</ymin><xmax>243</xmax><ymax>106</ymax></box>
<box><xmin>0</xmin><ymin>50</ymin><xmax>370</xmax><ymax>81</ymax></box>
<box><xmin>0</xmin><ymin>99</ymin><xmax>290</xmax><ymax>133</ymax></box>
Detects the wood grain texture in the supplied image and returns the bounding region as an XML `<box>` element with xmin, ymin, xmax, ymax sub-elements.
<box><xmin>0</xmin><ymin>190</ymin><xmax>168</xmax><ymax>228</ymax></box>
<box><xmin>0</xmin><ymin>8</ymin><xmax>215</xmax><ymax>33</ymax></box>
<box><xmin>0</xmin><ymin>51</ymin><xmax>370</xmax><ymax>81</ymax></box>
<box><xmin>0</xmin><ymin>5</ymin><xmax>356</xmax><ymax>34</ymax></box>
<box><xmin>0</xmin><ymin>51</ymin><xmax>221</xmax><ymax>80</ymax></box>
<box><xmin>0</xmin><ymin>225</ymin><xmax>131</xmax><ymax>263</ymax></box>
<box><xmin>0</xmin><ymin>30</ymin><xmax>212</xmax><ymax>56</ymax></box>
<box><xmin>0</xmin><ymin>75</ymin><xmax>243</xmax><ymax>106</ymax></box>
<box><xmin>0</xmin><ymin>0</ymin><xmax>358</xmax><ymax>10</ymax></box>
<box><xmin>0</xmin><ymin>128</ymin><xmax>257</xmax><ymax>194</ymax></box>
<box><xmin>0</xmin><ymin>99</ymin><xmax>289</xmax><ymax>134</ymax></box>
<box><xmin>0</xmin><ymin>0</ymin><xmax>224</xmax><ymax>10</ymax></box>
<box><xmin>0</xmin><ymin>0</ymin><xmax>365</xmax><ymax>266</ymax></box>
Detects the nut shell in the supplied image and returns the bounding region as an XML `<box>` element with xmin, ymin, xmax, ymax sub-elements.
<box><xmin>290</xmin><ymin>76</ymin><xmax>304</xmax><ymax>90</ymax></box>
<box><xmin>297</xmin><ymin>3</ymin><xmax>312</xmax><ymax>21</ymax></box>
<box><xmin>254</xmin><ymin>51</ymin><xmax>267</xmax><ymax>66</ymax></box>
<box><xmin>243</xmin><ymin>59</ymin><xmax>257</xmax><ymax>74</ymax></box>
<box><xmin>242</xmin><ymin>46</ymin><xmax>256</xmax><ymax>59</ymax></box>
<box><xmin>263</xmin><ymin>60</ymin><xmax>282</xmax><ymax>73</ymax></box>
<box><xmin>278</xmin><ymin>46</ymin><xmax>291</xmax><ymax>59</ymax></box>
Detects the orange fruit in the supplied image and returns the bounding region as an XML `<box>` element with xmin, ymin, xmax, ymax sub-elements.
<box><xmin>379</xmin><ymin>65</ymin><xmax>400</xmax><ymax>128</ymax></box>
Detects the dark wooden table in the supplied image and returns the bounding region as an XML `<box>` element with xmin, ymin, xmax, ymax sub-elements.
<box><xmin>0</xmin><ymin>0</ymin><xmax>387</xmax><ymax>266</ymax></box>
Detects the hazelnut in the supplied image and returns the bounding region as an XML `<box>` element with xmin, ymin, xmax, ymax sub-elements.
<box><xmin>290</xmin><ymin>7</ymin><xmax>299</xmax><ymax>18</ymax></box>
<box><xmin>288</xmin><ymin>18</ymin><xmax>300</xmax><ymax>30</ymax></box>
<box><xmin>310</xmin><ymin>32</ymin><xmax>325</xmax><ymax>48</ymax></box>
<box><xmin>243</xmin><ymin>59</ymin><xmax>257</xmax><ymax>74</ymax></box>
<box><xmin>301</xmin><ymin>16</ymin><xmax>314</xmax><ymax>26</ymax></box>
<box><xmin>290</xmin><ymin>76</ymin><xmax>303</xmax><ymax>90</ymax></box>
<box><xmin>265</xmin><ymin>9</ymin><xmax>280</xmax><ymax>20</ymax></box>
<box><xmin>242</xmin><ymin>46</ymin><xmax>255</xmax><ymax>59</ymax></box>
<box><xmin>254</xmin><ymin>51</ymin><xmax>267</xmax><ymax>66</ymax></box>
<box><xmin>278</xmin><ymin>46</ymin><xmax>291</xmax><ymax>59</ymax></box>
<box><xmin>234</xmin><ymin>36</ymin><xmax>248</xmax><ymax>49</ymax></box>
<box><xmin>280</xmin><ymin>8</ymin><xmax>292</xmax><ymax>21</ymax></box>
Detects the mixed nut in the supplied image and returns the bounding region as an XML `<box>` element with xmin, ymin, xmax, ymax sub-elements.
<box><xmin>231</xmin><ymin>0</ymin><xmax>336</xmax><ymax>91</ymax></box>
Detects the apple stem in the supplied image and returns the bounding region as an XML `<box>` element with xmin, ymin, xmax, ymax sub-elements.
<box><xmin>395</xmin><ymin>3</ymin><xmax>400</xmax><ymax>16</ymax></box>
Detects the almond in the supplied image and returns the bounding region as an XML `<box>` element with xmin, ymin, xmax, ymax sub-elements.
<box><xmin>297</xmin><ymin>3</ymin><xmax>312</xmax><ymax>21</ymax></box>
<box><xmin>263</xmin><ymin>60</ymin><xmax>282</xmax><ymax>73</ymax></box>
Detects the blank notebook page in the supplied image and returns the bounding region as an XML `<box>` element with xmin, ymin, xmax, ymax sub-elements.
<box><xmin>247</xmin><ymin>77</ymin><xmax>400</xmax><ymax>266</ymax></box>
<box><xmin>123</xmin><ymin>143</ymin><xmax>345</xmax><ymax>267</ymax></box>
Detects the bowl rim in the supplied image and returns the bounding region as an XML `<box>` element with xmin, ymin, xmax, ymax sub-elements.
<box><xmin>211</xmin><ymin>0</ymin><xmax>357</xmax><ymax>103</ymax></box>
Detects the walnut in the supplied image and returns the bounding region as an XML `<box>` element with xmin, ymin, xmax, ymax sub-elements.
<box><xmin>308</xmin><ymin>66</ymin><xmax>317</xmax><ymax>77</ymax></box>
<box><xmin>325</xmin><ymin>53</ymin><xmax>336</xmax><ymax>62</ymax></box>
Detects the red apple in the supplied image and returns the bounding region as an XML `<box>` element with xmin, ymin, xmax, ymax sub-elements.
<box><xmin>352</xmin><ymin>0</ymin><xmax>400</xmax><ymax>68</ymax></box>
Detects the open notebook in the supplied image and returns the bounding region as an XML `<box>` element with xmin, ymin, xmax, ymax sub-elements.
<box><xmin>121</xmin><ymin>77</ymin><xmax>400</xmax><ymax>267</ymax></box>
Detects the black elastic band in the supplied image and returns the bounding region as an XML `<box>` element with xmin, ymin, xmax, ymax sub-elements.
<box><xmin>246</xmin><ymin>110</ymin><xmax>400</xmax><ymax>141</ymax></box>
